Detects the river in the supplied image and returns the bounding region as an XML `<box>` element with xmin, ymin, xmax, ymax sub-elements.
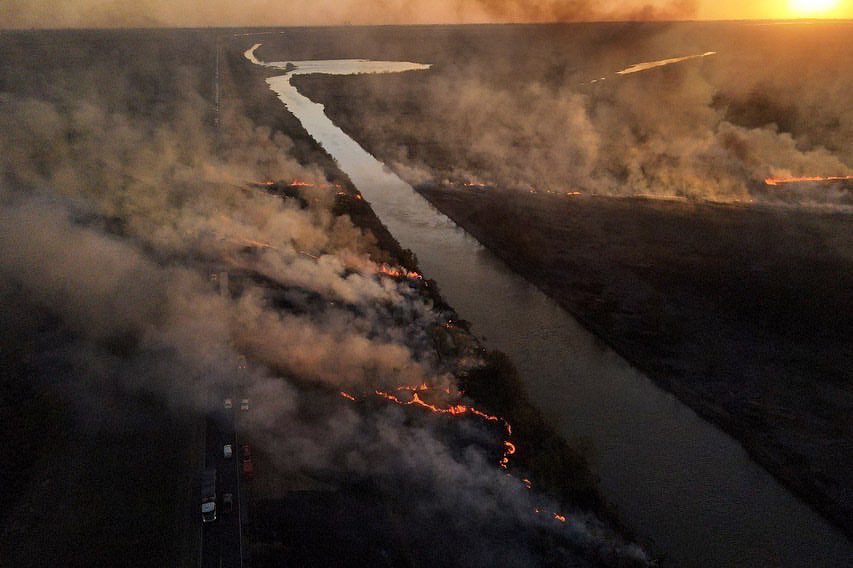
<box><xmin>245</xmin><ymin>44</ymin><xmax>852</xmax><ymax>567</ymax></box>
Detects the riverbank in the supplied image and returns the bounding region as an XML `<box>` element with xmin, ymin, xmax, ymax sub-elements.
<box><xmin>418</xmin><ymin>185</ymin><xmax>853</xmax><ymax>539</ymax></box>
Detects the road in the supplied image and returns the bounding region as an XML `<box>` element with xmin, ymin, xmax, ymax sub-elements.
<box><xmin>200</xmin><ymin>408</ymin><xmax>244</xmax><ymax>568</ymax></box>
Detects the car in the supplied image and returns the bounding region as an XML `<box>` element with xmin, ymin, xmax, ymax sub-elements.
<box><xmin>222</xmin><ymin>493</ymin><xmax>233</xmax><ymax>513</ymax></box>
<box><xmin>224</xmin><ymin>398</ymin><xmax>233</xmax><ymax>409</ymax></box>
<box><xmin>223</xmin><ymin>444</ymin><xmax>232</xmax><ymax>459</ymax></box>
<box><xmin>240</xmin><ymin>398</ymin><xmax>249</xmax><ymax>411</ymax></box>
<box><xmin>201</xmin><ymin>500</ymin><xmax>216</xmax><ymax>523</ymax></box>
<box><xmin>241</xmin><ymin>458</ymin><xmax>255</xmax><ymax>480</ymax></box>
<box><xmin>241</xmin><ymin>444</ymin><xmax>255</xmax><ymax>480</ymax></box>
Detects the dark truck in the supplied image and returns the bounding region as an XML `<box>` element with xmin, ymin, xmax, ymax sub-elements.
<box><xmin>201</xmin><ymin>468</ymin><xmax>217</xmax><ymax>523</ymax></box>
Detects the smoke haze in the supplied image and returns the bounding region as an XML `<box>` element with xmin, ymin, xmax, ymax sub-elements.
<box><xmin>0</xmin><ymin>30</ymin><xmax>647</xmax><ymax>565</ymax></box>
<box><xmin>0</xmin><ymin>0</ymin><xmax>697</xmax><ymax>28</ymax></box>
<box><xmin>285</xmin><ymin>22</ymin><xmax>852</xmax><ymax>204</ymax></box>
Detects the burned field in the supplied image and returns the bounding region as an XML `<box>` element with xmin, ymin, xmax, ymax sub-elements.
<box><xmin>278</xmin><ymin>22</ymin><xmax>853</xmax><ymax>537</ymax></box>
<box><xmin>0</xmin><ymin>29</ymin><xmax>649</xmax><ymax>567</ymax></box>
<box><xmin>420</xmin><ymin>187</ymin><xmax>853</xmax><ymax>535</ymax></box>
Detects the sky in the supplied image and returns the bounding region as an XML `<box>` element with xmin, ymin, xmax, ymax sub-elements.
<box><xmin>0</xmin><ymin>0</ymin><xmax>850</xmax><ymax>28</ymax></box>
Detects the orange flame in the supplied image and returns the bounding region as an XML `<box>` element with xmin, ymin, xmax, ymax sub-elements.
<box><xmin>533</xmin><ymin>508</ymin><xmax>571</xmax><ymax>524</ymax></box>
<box><xmin>338</xmin><ymin>385</ymin><xmax>580</xmax><ymax>523</ymax></box>
<box><xmin>765</xmin><ymin>175</ymin><xmax>853</xmax><ymax>186</ymax></box>
<box><xmin>232</xmin><ymin>237</ymin><xmax>277</xmax><ymax>250</ymax></box>
<box><xmin>373</xmin><ymin>388</ymin><xmax>516</xmax><ymax>469</ymax></box>
<box><xmin>342</xmin><ymin>385</ymin><xmax>515</xmax><ymax>470</ymax></box>
<box><xmin>378</xmin><ymin>263</ymin><xmax>424</xmax><ymax>281</ymax></box>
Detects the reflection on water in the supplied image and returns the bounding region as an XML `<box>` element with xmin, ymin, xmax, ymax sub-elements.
<box><xmin>246</xmin><ymin>45</ymin><xmax>852</xmax><ymax>567</ymax></box>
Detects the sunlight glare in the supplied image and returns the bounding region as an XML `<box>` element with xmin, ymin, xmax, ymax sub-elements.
<box><xmin>788</xmin><ymin>0</ymin><xmax>841</xmax><ymax>16</ymax></box>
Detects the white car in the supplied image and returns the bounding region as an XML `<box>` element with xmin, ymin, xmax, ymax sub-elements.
<box><xmin>224</xmin><ymin>398</ymin><xmax>233</xmax><ymax>409</ymax></box>
<box><xmin>223</xmin><ymin>444</ymin><xmax>233</xmax><ymax>458</ymax></box>
<box><xmin>240</xmin><ymin>398</ymin><xmax>249</xmax><ymax>411</ymax></box>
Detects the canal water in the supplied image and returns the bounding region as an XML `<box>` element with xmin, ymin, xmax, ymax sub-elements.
<box><xmin>246</xmin><ymin>44</ymin><xmax>852</xmax><ymax>567</ymax></box>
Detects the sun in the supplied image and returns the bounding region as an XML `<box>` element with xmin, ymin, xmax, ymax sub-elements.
<box><xmin>788</xmin><ymin>0</ymin><xmax>841</xmax><ymax>16</ymax></box>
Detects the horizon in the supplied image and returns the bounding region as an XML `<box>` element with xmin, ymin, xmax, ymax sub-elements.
<box><xmin>1</xmin><ymin>0</ymin><xmax>851</xmax><ymax>29</ymax></box>
<box><xmin>2</xmin><ymin>17</ymin><xmax>852</xmax><ymax>32</ymax></box>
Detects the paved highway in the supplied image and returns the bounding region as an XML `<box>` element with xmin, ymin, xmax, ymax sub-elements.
<box><xmin>200</xmin><ymin>408</ymin><xmax>244</xmax><ymax>568</ymax></box>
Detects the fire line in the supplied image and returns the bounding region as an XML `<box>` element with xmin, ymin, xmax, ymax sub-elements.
<box><xmin>764</xmin><ymin>175</ymin><xmax>853</xmax><ymax>186</ymax></box>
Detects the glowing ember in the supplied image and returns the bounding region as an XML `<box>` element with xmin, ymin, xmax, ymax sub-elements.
<box><xmin>533</xmin><ymin>508</ymin><xmax>571</xmax><ymax>524</ymax></box>
<box><xmin>340</xmin><ymin>391</ymin><xmax>357</xmax><ymax>401</ymax></box>
<box><xmin>288</xmin><ymin>178</ymin><xmax>316</xmax><ymax>187</ymax></box>
<box><xmin>764</xmin><ymin>175</ymin><xmax>853</xmax><ymax>186</ymax></box>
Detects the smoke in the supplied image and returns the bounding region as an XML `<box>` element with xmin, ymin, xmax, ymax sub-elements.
<box><xmin>0</xmin><ymin>30</ymin><xmax>646</xmax><ymax>565</ymax></box>
<box><xmin>288</xmin><ymin>22</ymin><xmax>852</xmax><ymax>204</ymax></box>
<box><xmin>470</xmin><ymin>0</ymin><xmax>698</xmax><ymax>22</ymax></box>
<box><xmin>0</xmin><ymin>0</ymin><xmax>697</xmax><ymax>28</ymax></box>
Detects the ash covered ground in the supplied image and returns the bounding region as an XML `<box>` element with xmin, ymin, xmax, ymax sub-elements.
<box><xmin>277</xmin><ymin>22</ymin><xmax>853</xmax><ymax>537</ymax></box>
<box><xmin>0</xmin><ymin>30</ymin><xmax>648</xmax><ymax>567</ymax></box>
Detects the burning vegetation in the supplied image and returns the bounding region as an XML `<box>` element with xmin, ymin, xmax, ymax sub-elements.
<box><xmin>764</xmin><ymin>175</ymin><xmax>853</xmax><ymax>186</ymax></box>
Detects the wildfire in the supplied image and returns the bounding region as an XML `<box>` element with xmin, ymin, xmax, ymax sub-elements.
<box><xmin>340</xmin><ymin>385</ymin><xmax>514</xmax><ymax>469</ymax></box>
<box><xmin>338</xmin><ymin>386</ymin><xmax>575</xmax><ymax>529</ymax></box>
<box><xmin>463</xmin><ymin>181</ymin><xmax>494</xmax><ymax>190</ymax></box>
<box><xmin>232</xmin><ymin>237</ymin><xmax>277</xmax><ymax>250</ymax></box>
<box><xmin>250</xmin><ymin>179</ymin><xmax>345</xmax><ymax>190</ymax></box>
<box><xmin>533</xmin><ymin>508</ymin><xmax>569</xmax><ymax>524</ymax></box>
<box><xmin>764</xmin><ymin>175</ymin><xmax>853</xmax><ymax>186</ymax></box>
<box><xmin>377</xmin><ymin>263</ymin><xmax>423</xmax><ymax>281</ymax></box>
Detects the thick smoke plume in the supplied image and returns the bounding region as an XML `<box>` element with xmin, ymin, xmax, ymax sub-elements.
<box><xmin>0</xmin><ymin>31</ymin><xmax>645</xmax><ymax>565</ymax></box>
<box><xmin>0</xmin><ymin>0</ymin><xmax>696</xmax><ymax>28</ymax></box>
<box><xmin>470</xmin><ymin>0</ymin><xmax>697</xmax><ymax>22</ymax></box>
